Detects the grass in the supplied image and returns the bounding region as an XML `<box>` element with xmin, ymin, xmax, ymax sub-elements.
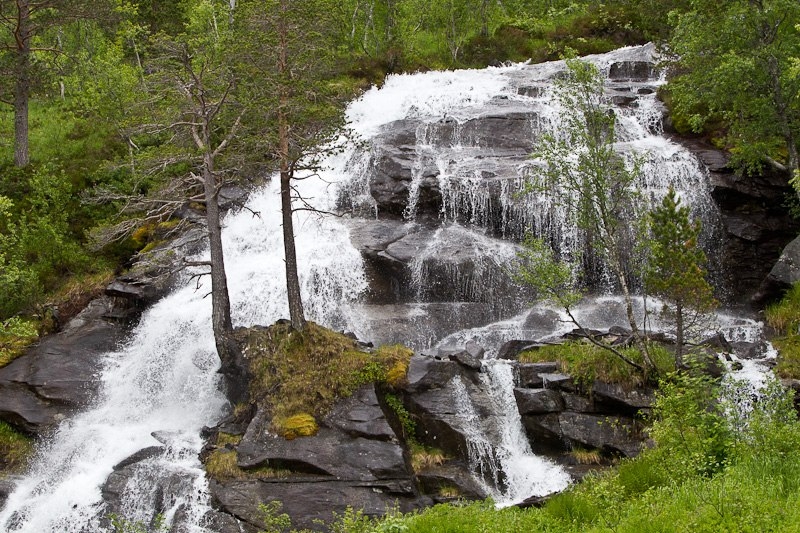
<box><xmin>569</xmin><ymin>446</ymin><xmax>603</xmax><ymax>465</ymax></box>
<box><xmin>204</xmin><ymin>448</ymin><xmax>292</xmax><ymax>481</ymax></box>
<box><xmin>343</xmin><ymin>377</ymin><xmax>800</xmax><ymax>533</ymax></box>
<box><xmin>518</xmin><ymin>340</ymin><xmax>674</xmax><ymax>391</ymax></box>
<box><xmin>0</xmin><ymin>421</ymin><xmax>33</xmax><ymax>475</ymax></box>
<box><xmin>410</xmin><ymin>444</ymin><xmax>448</xmax><ymax>472</ymax></box>
<box><xmin>239</xmin><ymin>322</ymin><xmax>413</xmax><ymax>437</ymax></box>
<box><xmin>766</xmin><ymin>283</ymin><xmax>800</xmax><ymax>379</ymax></box>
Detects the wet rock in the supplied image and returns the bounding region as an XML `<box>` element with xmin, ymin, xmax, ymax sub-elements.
<box><xmin>514</xmin><ymin>388</ymin><xmax>564</xmax><ymax>414</ymax></box>
<box><xmin>323</xmin><ymin>385</ymin><xmax>395</xmax><ymax>441</ymax></box>
<box><xmin>0</xmin><ymin>297</ymin><xmax>128</xmax><ymax>433</ymax></box>
<box><xmin>449</xmin><ymin>351</ymin><xmax>483</xmax><ymax>371</ymax></box>
<box><xmin>497</xmin><ymin>340</ymin><xmax>542</xmax><ymax>360</ymax></box>
<box><xmin>465</xmin><ymin>340</ymin><xmax>485</xmax><ymax>360</ymax></box>
<box><xmin>608</xmin><ymin>61</ymin><xmax>657</xmax><ymax>81</ymax></box>
<box><xmin>755</xmin><ymin>235</ymin><xmax>800</xmax><ymax>304</ymax></box>
<box><xmin>517</xmin><ymin>362</ymin><xmax>559</xmax><ymax>388</ymax></box>
<box><xmin>415</xmin><ymin>464</ymin><xmax>488</xmax><ymax>501</ymax></box>
<box><xmin>559</xmin><ymin>412</ymin><xmax>643</xmax><ymax>457</ymax></box>
<box><xmin>210</xmin><ymin>478</ymin><xmax>422</xmax><ymax>532</ymax></box>
<box><xmin>590</xmin><ymin>382</ymin><xmax>655</xmax><ymax>415</ymax></box>
<box><xmin>539</xmin><ymin>373</ymin><xmax>575</xmax><ymax>392</ymax></box>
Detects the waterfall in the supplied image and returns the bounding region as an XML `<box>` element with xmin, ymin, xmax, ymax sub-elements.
<box><xmin>0</xmin><ymin>44</ymin><xmax>775</xmax><ymax>529</ymax></box>
<box><xmin>451</xmin><ymin>364</ymin><xmax>571</xmax><ymax>507</ymax></box>
<box><xmin>0</xmin><ymin>159</ymin><xmax>368</xmax><ymax>531</ymax></box>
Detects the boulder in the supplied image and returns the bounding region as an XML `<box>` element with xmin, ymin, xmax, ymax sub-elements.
<box><xmin>517</xmin><ymin>362</ymin><xmax>559</xmax><ymax>388</ymax></box>
<box><xmin>514</xmin><ymin>388</ymin><xmax>564</xmax><ymax>414</ymax></box>
<box><xmin>0</xmin><ymin>297</ymin><xmax>128</xmax><ymax>433</ymax></box>
<box><xmin>755</xmin><ymin>235</ymin><xmax>800</xmax><ymax>304</ymax></box>
<box><xmin>209</xmin><ymin>478</ymin><xmax>422</xmax><ymax>532</ymax></box>
<box><xmin>590</xmin><ymin>382</ymin><xmax>655</xmax><ymax>415</ymax></box>
<box><xmin>558</xmin><ymin>412</ymin><xmax>643</xmax><ymax>457</ymax></box>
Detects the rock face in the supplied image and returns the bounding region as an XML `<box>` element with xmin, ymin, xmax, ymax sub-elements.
<box><xmin>754</xmin><ymin>235</ymin><xmax>800</xmax><ymax>304</ymax></box>
<box><xmin>0</xmin><ymin>297</ymin><xmax>129</xmax><ymax>433</ymax></box>
<box><xmin>208</xmin><ymin>385</ymin><xmax>428</xmax><ymax>531</ymax></box>
<box><xmin>672</xmin><ymin>137</ymin><xmax>800</xmax><ymax>302</ymax></box>
<box><xmin>514</xmin><ymin>361</ymin><xmax>653</xmax><ymax>458</ymax></box>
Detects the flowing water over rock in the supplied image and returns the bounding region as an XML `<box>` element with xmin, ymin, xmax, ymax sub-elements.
<box><xmin>0</xmin><ymin>44</ymin><xmax>780</xmax><ymax>530</ymax></box>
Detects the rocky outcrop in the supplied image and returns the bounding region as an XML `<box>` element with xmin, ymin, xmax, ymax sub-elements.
<box><xmin>671</xmin><ymin>137</ymin><xmax>800</xmax><ymax>303</ymax></box>
<box><xmin>754</xmin><ymin>235</ymin><xmax>800</xmax><ymax>305</ymax></box>
<box><xmin>0</xmin><ymin>297</ymin><xmax>129</xmax><ymax>433</ymax></box>
<box><xmin>208</xmin><ymin>385</ymin><xmax>428</xmax><ymax>531</ymax></box>
<box><xmin>514</xmin><ymin>363</ymin><xmax>652</xmax><ymax>458</ymax></box>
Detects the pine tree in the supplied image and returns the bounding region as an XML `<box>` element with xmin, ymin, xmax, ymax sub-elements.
<box><xmin>646</xmin><ymin>187</ymin><xmax>717</xmax><ymax>367</ymax></box>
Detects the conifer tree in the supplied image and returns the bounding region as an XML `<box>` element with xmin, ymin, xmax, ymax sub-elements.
<box><xmin>646</xmin><ymin>187</ymin><xmax>717</xmax><ymax>367</ymax></box>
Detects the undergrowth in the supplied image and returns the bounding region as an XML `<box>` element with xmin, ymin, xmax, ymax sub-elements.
<box><xmin>767</xmin><ymin>283</ymin><xmax>800</xmax><ymax>379</ymax></box>
<box><xmin>239</xmin><ymin>322</ymin><xmax>412</xmax><ymax>438</ymax></box>
<box><xmin>0</xmin><ymin>420</ymin><xmax>33</xmax><ymax>475</ymax></box>
<box><xmin>327</xmin><ymin>374</ymin><xmax>800</xmax><ymax>533</ymax></box>
<box><xmin>518</xmin><ymin>340</ymin><xmax>673</xmax><ymax>390</ymax></box>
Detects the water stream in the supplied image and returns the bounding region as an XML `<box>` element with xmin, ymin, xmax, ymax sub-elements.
<box><xmin>0</xmin><ymin>44</ymin><xmax>777</xmax><ymax>530</ymax></box>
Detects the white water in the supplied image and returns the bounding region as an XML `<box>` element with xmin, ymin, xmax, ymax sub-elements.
<box><xmin>453</xmin><ymin>363</ymin><xmax>572</xmax><ymax>506</ymax></box>
<box><xmin>1</xmin><ymin>44</ymin><xmax>775</xmax><ymax>529</ymax></box>
<box><xmin>0</xmin><ymin>160</ymin><xmax>368</xmax><ymax>531</ymax></box>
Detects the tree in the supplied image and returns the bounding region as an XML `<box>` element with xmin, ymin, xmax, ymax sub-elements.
<box><xmin>667</xmin><ymin>0</ymin><xmax>800</xmax><ymax>187</ymax></box>
<box><xmin>236</xmin><ymin>0</ymin><xmax>350</xmax><ymax>331</ymax></box>
<box><xmin>523</xmin><ymin>57</ymin><xmax>653</xmax><ymax>369</ymax></box>
<box><xmin>646</xmin><ymin>187</ymin><xmax>717</xmax><ymax>367</ymax></box>
<box><xmin>99</xmin><ymin>1</ymin><xmax>243</xmax><ymax>374</ymax></box>
<box><xmin>0</xmin><ymin>0</ymin><xmax>101</xmax><ymax>167</ymax></box>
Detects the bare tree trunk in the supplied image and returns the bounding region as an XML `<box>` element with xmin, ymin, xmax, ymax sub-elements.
<box><xmin>13</xmin><ymin>0</ymin><xmax>31</xmax><ymax>168</ymax></box>
<box><xmin>280</xmin><ymin>163</ymin><xmax>306</xmax><ymax>331</ymax></box>
<box><xmin>201</xmin><ymin>152</ymin><xmax>235</xmax><ymax>360</ymax></box>
<box><xmin>278</xmin><ymin>0</ymin><xmax>306</xmax><ymax>331</ymax></box>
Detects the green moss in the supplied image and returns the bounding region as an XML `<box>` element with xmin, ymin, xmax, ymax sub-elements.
<box><xmin>0</xmin><ymin>421</ymin><xmax>33</xmax><ymax>475</ymax></box>
<box><xmin>519</xmin><ymin>341</ymin><xmax>672</xmax><ymax>390</ymax></box>
<box><xmin>239</xmin><ymin>322</ymin><xmax>412</xmax><ymax>437</ymax></box>
<box><xmin>0</xmin><ymin>318</ymin><xmax>39</xmax><ymax>369</ymax></box>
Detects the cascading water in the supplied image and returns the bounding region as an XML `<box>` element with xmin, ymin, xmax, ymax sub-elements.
<box><xmin>1</xmin><ymin>44</ymin><xmax>777</xmax><ymax>529</ymax></box>
<box><xmin>0</xmin><ymin>162</ymin><xmax>368</xmax><ymax>531</ymax></box>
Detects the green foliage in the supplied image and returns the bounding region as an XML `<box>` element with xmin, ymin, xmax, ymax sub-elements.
<box><xmin>384</xmin><ymin>393</ymin><xmax>417</xmax><ymax>443</ymax></box>
<box><xmin>0</xmin><ymin>420</ymin><xmax>33</xmax><ymax>475</ymax></box>
<box><xmin>258</xmin><ymin>501</ymin><xmax>294</xmax><ymax>533</ymax></box>
<box><xmin>0</xmin><ymin>317</ymin><xmax>39</xmax><ymax>368</ymax></box>
<box><xmin>108</xmin><ymin>513</ymin><xmax>170</xmax><ymax>533</ymax></box>
<box><xmin>241</xmin><ymin>322</ymin><xmax>412</xmax><ymax>436</ymax></box>
<box><xmin>766</xmin><ymin>282</ymin><xmax>800</xmax><ymax>379</ymax></box>
<box><xmin>353</xmin><ymin>377</ymin><xmax>800</xmax><ymax>533</ymax></box>
<box><xmin>667</xmin><ymin>0</ymin><xmax>800</xmax><ymax>179</ymax></box>
<box><xmin>514</xmin><ymin>235</ymin><xmax>582</xmax><ymax>310</ymax></box>
<box><xmin>646</xmin><ymin>187</ymin><xmax>717</xmax><ymax>364</ymax></box>
<box><xmin>519</xmin><ymin>341</ymin><xmax>673</xmax><ymax>389</ymax></box>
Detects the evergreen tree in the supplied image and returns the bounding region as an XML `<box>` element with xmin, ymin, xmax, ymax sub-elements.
<box><xmin>646</xmin><ymin>187</ymin><xmax>717</xmax><ymax>367</ymax></box>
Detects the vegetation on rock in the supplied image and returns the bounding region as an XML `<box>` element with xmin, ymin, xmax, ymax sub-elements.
<box><xmin>767</xmin><ymin>282</ymin><xmax>800</xmax><ymax>379</ymax></box>
<box><xmin>239</xmin><ymin>322</ymin><xmax>412</xmax><ymax>436</ymax></box>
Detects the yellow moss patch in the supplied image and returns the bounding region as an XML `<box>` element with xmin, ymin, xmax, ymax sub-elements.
<box><xmin>275</xmin><ymin>413</ymin><xmax>318</xmax><ymax>440</ymax></box>
<box><xmin>216</xmin><ymin>432</ymin><xmax>242</xmax><ymax>447</ymax></box>
<box><xmin>0</xmin><ymin>318</ymin><xmax>38</xmax><ymax>369</ymax></box>
<box><xmin>239</xmin><ymin>322</ymin><xmax>413</xmax><ymax>436</ymax></box>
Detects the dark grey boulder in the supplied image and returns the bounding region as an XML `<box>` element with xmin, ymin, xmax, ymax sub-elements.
<box><xmin>0</xmin><ymin>297</ymin><xmax>127</xmax><ymax>433</ymax></box>
<box><xmin>558</xmin><ymin>412</ymin><xmax>643</xmax><ymax>457</ymax></box>
<box><xmin>514</xmin><ymin>388</ymin><xmax>564</xmax><ymax>414</ymax></box>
